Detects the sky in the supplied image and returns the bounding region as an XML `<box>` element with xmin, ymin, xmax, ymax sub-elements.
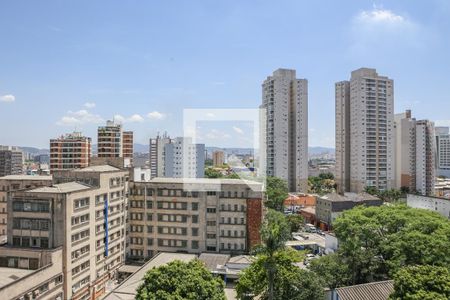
<box><xmin>1</xmin><ymin>0</ymin><xmax>450</xmax><ymax>149</ymax></box>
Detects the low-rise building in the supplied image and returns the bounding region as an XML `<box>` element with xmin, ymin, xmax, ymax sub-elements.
<box><xmin>316</xmin><ymin>192</ymin><xmax>382</xmax><ymax>230</ymax></box>
<box><xmin>407</xmin><ymin>193</ymin><xmax>450</xmax><ymax>219</ymax></box>
<box><xmin>127</xmin><ymin>178</ymin><xmax>263</xmax><ymax>261</ymax></box>
<box><xmin>0</xmin><ymin>175</ymin><xmax>53</xmax><ymax>237</ymax></box>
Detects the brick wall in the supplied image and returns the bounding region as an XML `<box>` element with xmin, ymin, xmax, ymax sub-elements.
<box><xmin>246</xmin><ymin>198</ymin><xmax>263</xmax><ymax>250</ymax></box>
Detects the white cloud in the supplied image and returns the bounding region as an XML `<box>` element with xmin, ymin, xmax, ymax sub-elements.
<box><xmin>0</xmin><ymin>94</ymin><xmax>15</xmax><ymax>102</ymax></box>
<box><xmin>356</xmin><ymin>7</ymin><xmax>405</xmax><ymax>24</ymax></box>
<box><xmin>206</xmin><ymin>112</ymin><xmax>216</xmax><ymax>118</ymax></box>
<box><xmin>84</xmin><ymin>102</ymin><xmax>96</xmax><ymax>108</ymax></box>
<box><xmin>147</xmin><ymin>111</ymin><xmax>166</xmax><ymax>120</ymax></box>
<box><xmin>232</xmin><ymin>126</ymin><xmax>244</xmax><ymax>135</ymax></box>
<box><xmin>435</xmin><ymin>120</ymin><xmax>450</xmax><ymax>127</ymax></box>
<box><xmin>57</xmin><ymin>109</ymin><xmax>104</xmax><ymax>125</ymax></box>
<box><xmin>113</xmin><ymin>114</ymin><xmax>145</xmax><ymax>123</ymax></box>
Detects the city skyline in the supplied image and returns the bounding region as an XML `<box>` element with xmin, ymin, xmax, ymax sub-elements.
<box><xmin>1</xmin><ymin>1</ymin><xmax>450</xmax><ymax>148</ymax></box>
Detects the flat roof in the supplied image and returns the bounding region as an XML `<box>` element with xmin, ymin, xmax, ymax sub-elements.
<box><xmin>0</xmin><ymin>175</ymin><xmax>52</xmax><ymax>181</ymax></box>
<box><xmin>149</xmin><ymin>177</ymin><xmax>263</xmax><ymax>188</ymax></box>
<box><xmin>28</xmin><ymin>182</ymin><xmax>91</xmax><ymax>193</ymax></box>
<box><xmin>0</xmin><ymin>267</ymin><xmax>35</xmax><ymax>289</ymax></box>
<box><xmin>73</xmin><ymin>165</ymin><xmax>121</xmax><ymax>172</ymax></box>
<box><xmin>321</xmin><ymin>192</ymin><xmax>380</xmax><ymax>202</ymax></box>
<box><xmin>105</xmin><ymin>252</ymin><xmax>197</xmax><ymax>300</ymax></box>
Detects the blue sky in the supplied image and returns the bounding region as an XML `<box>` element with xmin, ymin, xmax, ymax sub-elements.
<box><xmin>1</xmin><ymin>0</ymin><xmax>450</xmax><ymax>148</ymax></box>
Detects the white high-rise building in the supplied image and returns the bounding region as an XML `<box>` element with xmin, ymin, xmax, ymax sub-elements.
<box><xmin>261</xmin><ymin>68</ymin><xmax>308</xmax><ymax>192</ymax></box>
<box><xmin>164</xmin><ymin>137</ymin><xmax>205</xmax><ymax>178</ymax></box>
<box><xmin>436</xmin><ymin>127</ymin><xmax>450</xmax><ymax>177</ymax></box>
<box><xmin>394</xmin><ymin>110</ymin><xmax>436</xmax><ymax>195</ymax></box>
<box><xmin>336</xmin><ymin>68</ymin><xmax>395</xmax><ymax>193</ymax></box>
<box><xmin>149</xmin><ymin>133</ymin><xmax>172</xmax><ymax>178</ymax></box>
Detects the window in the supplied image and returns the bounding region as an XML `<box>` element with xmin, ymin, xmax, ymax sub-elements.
<box><xmin>207</xmin><ymin>221</ymin><xmax>216</xmax><ymax>226</ymax></box>
<box><xmin>192</xmin><ymin>203</ymin><xmax>198</xmax><ymax>210</ymax></box>
<box><xmin>192</xmin><ymin>215</ymin><xmax>198</xmax><ymax>223</ymax></box>
<box><xmin>192</xmin><ymin>241</ymin><xmax>199</xmax><ymax>249</ymax></box>
<box><xmin>192</xmin><ymin>228</ymin><xmax>198</xmax><ymax>236</ymax></box>
<box><xmin>206</xmin><ymin>207</ymin><xmax>216</xmax><ymax>213</ymax></box>
<box><xmin>74</xmin><ymin>198</ymin><xmax>89</xmax><ymax>210</ymax></box>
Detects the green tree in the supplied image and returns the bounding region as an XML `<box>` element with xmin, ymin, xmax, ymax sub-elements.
<box><xmin>308</xmin><ymin>253</ymin><xmax>351</xmax><ymax>289</ymax></box>
<box><xmin>364</xmin><ymin>186</ymin><xmax>379</xmax><ymax>195</ymax></box>
<box><xmin>205</xmin><ymin>168</ymin><xmax>223</xmax><ymax>178</ymax></box>
<box><xmin>390</xmin><ymin>265</ymin><xmax>450</xmax><ymax>300</ymax></box>
<box><xmin>237</xmin><ymin>249</ymin><xmax>324</xmax><ymax>300</ymax></box>
<box><xmin>332</xmin><ymin>205</ymin><xmax>450</xmax><ymax>285</ymax></box>
<box><xmin>265</xmin><ymin>177</ymin><xmax>288</xmax><ymax>211</ymax></box>
<box><xmin>286</xmin><ymin>214</ymin><xmax>304</xmax><ymax>233</ymax></box>
<box><xmin>135</xmin><ymin>259</ymin><xmax>226</xmax><ymax>300</ymax></box>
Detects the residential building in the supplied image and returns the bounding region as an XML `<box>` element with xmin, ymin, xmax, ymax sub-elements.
<box><xmin>336</xmin><ymin>68</ymin><xmax>395</xmax><ymax>193</ymax></box>
<box><xmin>316</xmin><ymin>192</ymin><xmax>383</xmax><ymax>230</ymax></box>
<box><xmin>407</xmin><ymin>194</ymin><xmax>450</xmax><ymax>219</ymax></box>
<box><xmin>127</xmin><ymin>178</ymin><xmax>263</xmax><ymax>261</ymax></box>
<box><xmin>6</xmin><ymin>165</ymin><xmax>128</xmax><ymax>300</ymax></box>
<box><xmin>0</xmin><ymin>247</ymin><xmax>64</xmax><ymax>300</ymax></box>
<box><xmin>164</xmin><ymin>137</ymin><xmax>205</xmax><ymax>178</ymax></box>
<box><xmin>149</xmin><ymin>133</ymin><xmax>172</xmax><ymax>178</ymax></box>
<box><xmin>0</xmin><ymin>148</ymin><xmax>23</xmax><ymax>177</ymax></box>
<box><xmin>394</xmin><ymin>111</ymin><xmax>436</xmax><ymax>195</ymax></box>
<box><xmin>0</xmin><ymin>175</ymin><xmax>52</xmax><ymax>237</ymax></box>
<box><xmin>212</xmin><ymin>151</ymin><xmax>225</xmax><ymax>167</ymax></box>
<box><xmin>436</xmin><ymin>127</ymin><xmax>450</xmax><ymax>177</ymax></box>
<box><xmin>328</xmin><ymin>280</ymin><xmax>394</xmax><ymax>300</ymax></box>
<box><xmin>50</xmin><ymin>132</ymin><xmax>91</xmax><ymax>173</ymax></box>
<box><xmin>261</xmin><ymin>68</ymin><xmax>308</xmax><ymax>192</ymax></box>
<box><xmin>97</xmin><ymin>120</ymin><xmax>133</xmax><ymax>166</ymax></box>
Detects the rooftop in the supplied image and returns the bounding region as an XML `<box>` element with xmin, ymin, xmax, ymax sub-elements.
<box><xmin>321</xmin><ymin>192</ymin><xmax>380</xmax><ymax>202</ymax></box>
<box><xmin>335</xmin><ymin>280</ymin><xmax>394</xmax><ymax>300</ymax></box>
<box><xmin>28</xmin><ymin>182</ymin><xmax>92</xmax><ymax>193</ymax></box>
<box><xmin>198</xmin><ymin>253</ymin><xmax>230</xmax><ymax>271</ymax></box>
<box><xmin>149</xmin><ymin>177</ymin><xmax>263</xmax><ymax>189</ymax></box>
<box><xmin>73</xmin><ymin>165</ymin><xmax>121</xmax><ymax>172</ymax></box>
<box><xmin>104</xmin><ymin>252</ymin><xmax>197</xmax><ymax>300</ymax></box>
<box><xmin>0</xmin><ymin>175</ymin><xmax>52</xmax><ymax>181</ymax></box>
<box><xmin>0</xmin><ymin>267</ymin><xmax>35</xmax><ymax>289</ymax></box>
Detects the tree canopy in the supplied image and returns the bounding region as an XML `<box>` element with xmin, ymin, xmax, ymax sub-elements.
<box><xmin>309</xmin><ymin>204</ymin><xmax>450</xmax><ymax>287</ymax></box>
<box><xmin>237</xmin><ymin>210</ymin><xmax>323</xmax><ymax>300</ymax></box>
<box><xmin>135</xmin><ymin>259</ymin><xmax>226</xmax><ymax>300</ymax></box>
<box><xmin>308</xmin><ymin>173</ymin><xmax>336</xmax><ymax>195</ymax></box>
<box><xmin>390</xmin><ymin>265</ymin><xmax>450</xmax><ymax>300</ymax></box>
<box><xmin>265</xmin><ymin>177</ymin><xmax>288</xmax><ymax>211</ymax></box>
<box><xmin>285</xmin><ymin>214</ymin><xmax>305</xmax><ymax>233</ymax></box>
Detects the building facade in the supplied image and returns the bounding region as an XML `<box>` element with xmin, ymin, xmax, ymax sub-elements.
<box><xmin>394</xmin><ymin>111</ymin><xmax>436</xmax><ymax>195</ymax></box>
<box><xmin>164</xmin><ymin>137</ymin><xmax>205</xmax><ymax>178</ymax></box>
<box><xmin>212</xmin><ymin>151</ymin><xmax>225</xmax><ymax>167</ymax></box>
<box><xmin>6</xmin><ymin>165</ymin><xmax>128</xmax><ymax>300</ymax></box>
<box><xmin>261</xmin><ymin>68</ymin><xmax>308</xmax><ymax>192</ymax></box>
<box><xmin>316</xmin><ymin>192</ymin><xmax>382</xmax><ymax>230</ymax></box>
<box><xmin>336</xmin><ymin>68</ymin><xmax>395</xmax><ymax>193</ymax></box>
<box><xmin>50</xmin><ymin>132</ymin><xmax>91</xmax><ymax>173</ymax></box>
<box><xmin>407</xmin><ymin>194</ymin><xmax>450</xmax><ymax>219</ymax></box>
<box><xmin>436</xmin><ymin>127</ymin><xmax>450</xmax><ymax>177</ymax></box>
<box><xmin>0</xmin><ymin>175</ymin><xmax>52</xmax><ymax>237</ymax></box>
<box><xmin>0</xmin><ymin>149</ymin><xmax>23</xmax><ymax>177</ymax></box>
<box><xmin>127</xmin><ymin>178</ymin><xmax>263</xmax><ymax>261</ymax></box>
<box><xmin>97</xmin><ymin>120</ymin><xmax>133</xmax><ymax>166</ymax></box>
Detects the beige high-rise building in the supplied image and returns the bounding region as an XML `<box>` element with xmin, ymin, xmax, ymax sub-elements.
<box><xmin>127</xmin><ymin>178</ymin><xmax>263</xmax><ymax>261</ymax></box>
<box><xmin>394</xmin><ymin>111</ymin><xmax>436</xmax><ymax>195</ymax></box>
<box><xmin>149</xmin><ymin>133</ymin><xmax>172</xmax><ymax>178</ymax></box>
<box><xmin>336</xmin><ymin>68</ymin><xmax>395</xmax><ymax>193</ymax></box>
<box><xmin>261</xmin><ymin>68</ymin><xmax>308</xmax><ymax>192</ymax></box>
<box><xmin>4</xmin><ymin>165</ymin><xmax>128</xmax><ymax>300</ymax></box>
<box><xmin>50</xmin><ymin>132</ymin><xmax>91</xmax><ymax>172</ymax></box>
<box><xmin>0</xmin><ymin>148</ymin><xmax>23</xmax><ymax>177</ymax></box>
<box><xmin>97</xmin><ymin>120</ymin><xmax>133</xmax><ymax>166</ymax></box>
<box><xmin>212</xmin><ymin>151</ymin><xmax>225</xmax><ymax>167</ymax></box>
<box><xmin>436</xmin><ymin>127</ymin><xmax>450</xmax><ymax>177</ymax></box>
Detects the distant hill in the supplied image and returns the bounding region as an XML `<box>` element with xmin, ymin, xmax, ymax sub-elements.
<box><xmin>308</xmin><ymin>146</ymin><xmax>334</xmax><ymax>155</ymax></box>
<box><xmin>18</xmin><ymin>146</ymin><xmax>49</xmax><ymax>155</ymax></box>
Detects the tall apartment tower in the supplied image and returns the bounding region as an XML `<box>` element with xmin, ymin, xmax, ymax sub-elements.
<box><xmin>261</xmin><ymin>68</ymin><xmax>308</xmax><ymax>192</ymax></box>
<box><xmin>149</xmin><ymin>133</ymin><xmax>172</xmax><ymax>178</ymax></box>
<box><xmin>50</xmin><ymin>132</ymin><xmax>91</xmax><ymax>172</ymax></box>
<box><xmin>164</xmin><ymin>137</ymin><xmax>205</xmax><ymax>178</ymax></box>
<box><xmin>436</xmin><ymin>127</ymin><xmax>450</xmax><ymax>177</ymax></box>
<box><xmin>97</xmin><ymin>120</ymin><xmax>133</xmax><ymax>166</ymax></box>
<box><xmin>213</xmin><ymin>151</ymin><xmax>225</xmax><ymax>167</ymax></box>
<box><xmin>336</xmin><ymin>68</ymin><xmax>395</xmax><ymax>193</ymax></box>
<box><xmin>0</xmin><ymin>147</ymin><xmax>23</xmax><ymax>177</ymax></box>
<box><xmin>394</xmin><ymin>111</ymin><xmax>436</xmax><ymax>195</ymax></box>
